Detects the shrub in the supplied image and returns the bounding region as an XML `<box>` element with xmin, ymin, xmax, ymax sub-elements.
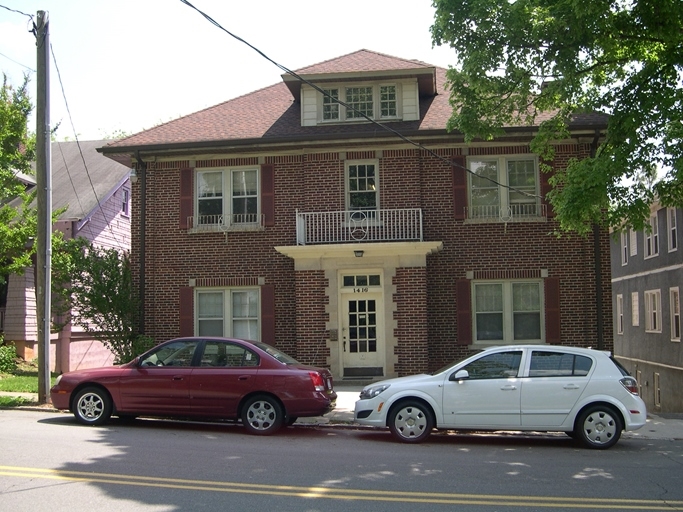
<box><xmin>0</xmin><ymin>341</ymin><xmax>17</xmax><ymax>373</ymax></box>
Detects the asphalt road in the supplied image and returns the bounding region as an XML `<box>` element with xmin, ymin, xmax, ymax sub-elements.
<box><xmin>3</xmin><ymin>408</ymin><xmax>683</xmax><ymax>511</ymax></box>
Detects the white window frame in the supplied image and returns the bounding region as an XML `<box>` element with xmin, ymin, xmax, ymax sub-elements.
<box><xmin>196</xmin><ymin>167</ymin><xmax>261</xmax><ymax>227</ymax></box>
<box><xmin>472</xmin><ymin>280</ymin><xmax>545</xmax><ymax>345</ymax></box>
<box><xmin>319</xmin><ymin>83</ymin><xmax>401</xmax><ymax>123</ymax></box>
<box><xmin>346</xmin><ymin>160</ymin><xmax>380</xmax><ymax>214</ymax></box>
<box><xmin>616</xmin><ymin>294</ymin><xmax>624</xmax><ymax>335</ymax></box>
<box><xmin>196</xmin><ymin>288</ymin><xmax>261</xmax><ymax>340</ymax></box>
<box><xmin>467</xmin><ymin>155</ymin><xmax>541</xmax><ymax>221</ymax></box>
<box><xmin>121</xmin><ymin>188</ymin><xmax>130</xmax><ymax>217</ymax></box>
<box><xmin>671</xmin><ymin>287</ymin><xmax>681</xmax><ymax>342</ymax></box>
<box><xmin>630</xmin><ymin>229</ymin><xmax>638</xmax><ymax>256</ymax></box>
<box><xmin>632</xmin><ymin>292</ymin><xmax>640</xmax><ymax>326</ymax></box>
<box><xmin>644</xmin><ymin>289</ymin><xmax>662</xmax><ymax>333</ymax></box>
<box><xmin>621</xmin><ymin>231</ymin><xmax>628</xmax><ymax>265</ymax></box>
<box><xmin>668</xmin><ymin>207</ymin><xmax>678</xmax><ymax>252</ymax></box>
<box><xmin>645</xmin><ymin>213</ymin><xmax>659</xmax><ymax>258</ymax></box>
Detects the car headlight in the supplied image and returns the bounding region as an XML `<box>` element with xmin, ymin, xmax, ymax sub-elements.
<box><xmin>53</xmin><ymin>374</ymin><xmax>62</xmax><ymax>386</ymax></box>
<box><xmin>359</xmin><ymin>384</ymin><xmax>390</xmax><ymax>400</ymax></box>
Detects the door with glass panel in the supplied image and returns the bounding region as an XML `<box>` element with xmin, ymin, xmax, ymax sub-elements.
<box><xmin>341</xmin><ymin>273</ymin><xmax>384</xmax><ymax>377</ymax></box>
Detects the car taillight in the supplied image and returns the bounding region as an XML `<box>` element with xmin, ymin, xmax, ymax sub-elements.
<box><xmin>309</xmin><ymin>372</ymin><xmax>325</xmax><ymax>392</ymax></box>
<box><xmin>620</xmin><ymin>377</ymin><xmax>639</xmax><ymax>395</ymax></box>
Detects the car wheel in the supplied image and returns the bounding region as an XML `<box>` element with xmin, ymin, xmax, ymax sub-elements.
<box><xmin>241</xmin><ymin>395</ymin><xmax>283</xmax><ymax>435</ymax></box>
<box><xmin>388</xmin><ymin>400</ymin><xmax>434</xmax><ymax>443</ymax></box>
<box><xmin>576</xmin><ymin>405</ymin><xmax>622</xmax><ymax>449</ymax></box>
<box><xmin>73</xmin><ymin>387</ymin><xmax>112</xmax><ymax>426</ymax></box>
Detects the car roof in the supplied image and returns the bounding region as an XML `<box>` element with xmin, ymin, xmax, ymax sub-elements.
<box><xmin>480</xmin><ymin>344</ymin><xmax>611</xmax><ymax>357</ymax></box>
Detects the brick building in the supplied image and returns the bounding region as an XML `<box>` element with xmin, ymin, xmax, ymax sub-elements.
<box><xmin>100</xmin><ymin>50</ymin><xmax>611</xmax><ymax>381</ymax></box>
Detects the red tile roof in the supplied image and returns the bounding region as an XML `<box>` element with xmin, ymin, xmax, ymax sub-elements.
<box><xmin>102</xmin><ymin>49</ymin><xmax>607</xmax><ymax>153</ymax></box>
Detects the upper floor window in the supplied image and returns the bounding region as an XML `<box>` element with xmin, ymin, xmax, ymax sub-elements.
<box><xmin>671</xmin><ymin>287</ymin><xmax>680</xmax><ymax>342</ymax></box>
<box><xmin>467</xmin><ymin>156</ymin><xmax>541</xmax><ymax>221</ymax></box>
<box><xmin>644</xmin><ymin>289</ymin><xmax>661</xmax><ymax>333</ymax></box>
<box><xmin>320</xmin><ymin>84</ymin><xmax>399</xmax><ymax>122</ymax></box>
<box><xmin>621</xmin><ymin>231</ymin><xmax>628</xmax><ymax>265</ymax></box>
<box><xmin>473</xmin><ymin>281</ymin><xmax>543</xmax><ymax>344</ymax></box>
<box><xmin>197</xmin><ymin>288</ymin><xmax>260</xmax><ymax>340</ymax></box>
<box><xmin>121</xmin><ymin>188</ymin><xmax>130</xmax><ymax>217</ymax></box>
<box><xmin>645</xmin><ymin>213</ymin><xmax>659</xmax><ymax>258</ymax></box>
<box><xmin>630</xmin><ymin>229</ymin><xmax>638</xmax><ymax>256</ymax></box>
<box><xmin>346</xmin><ymin>161</ymin><xmax>378</xmax><ymax>215</ymax></box>
<box><xmin>196</xmin><ymin>168</ymin><xmax>261</xmax><ymax>228</ymax></box>
<box><xmin>668</xmin><ymin>207</ymin><xmax>678</xmax><ymax>252</ymax></box>
<box><xmin>632</xmin><ymin>291</ymin><xmax>640</xmax><ymax>326</ymax></box>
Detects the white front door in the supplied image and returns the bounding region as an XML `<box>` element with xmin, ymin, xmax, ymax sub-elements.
<box><xmin>341</xmin><ymin>292</ymin><xmax>384</xmax><ymax>377</ymax></box>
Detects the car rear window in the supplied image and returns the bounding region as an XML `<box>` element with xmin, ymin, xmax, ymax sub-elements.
<box><xmin>529</xmin><ymin>351</ymin><xmax>593</xmax><ymax>377</ymax></box>
<box><xmin>610</xmin><ymin>356</ymin><xmax>631</xmax><ymax>377</ymax></box>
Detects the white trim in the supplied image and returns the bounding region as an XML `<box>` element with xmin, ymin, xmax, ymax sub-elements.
<box><xmin>611</xmin><ymin>263</ymin><xmax>683</xmax><ymax>283</ymax></box>
<box><xmin>670</xmin><ymin>287</ymin><xmax>680</xmax><ymax>342</ymax></box>
<box><xmin>615</xmin><ymin>355</ymin><xmax>683</xmax><ymax>372</ymax></box>
<box><xmin>644</xmin><ymin>289</ymin><xmax>662</xmax><ymax>333</ymax></box>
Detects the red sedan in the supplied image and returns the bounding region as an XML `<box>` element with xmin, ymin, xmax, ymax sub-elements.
<box><xmin>50</xmin><ymin>337</ymin><xmax>337</xmax><ymax>435</ymax></box>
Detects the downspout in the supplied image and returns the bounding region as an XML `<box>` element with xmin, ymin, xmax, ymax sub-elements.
<box><xmin>590</xmin><ymin>132</ymin><xmax>604</xmax><ymax>350</ymax></box>
<box><xmin>136</xmin><ymin>152</ymin><xmax>147</xmax><ymax>335</ymax></box>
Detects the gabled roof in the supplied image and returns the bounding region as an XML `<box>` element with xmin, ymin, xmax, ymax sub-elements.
<box><xmin>23</xmin><ymin>140</ymin><xmax>130</xmax><ymax>221</ymax></box>
<box><xmin>100</xmin><ymin>49</ymin><xmax>608</xmax><ymax>162</ymax></box>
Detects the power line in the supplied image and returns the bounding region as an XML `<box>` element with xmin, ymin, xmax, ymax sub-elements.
<box><xmin>178</xmin><ymin>0</ymin><xmax>542</xmax><ymax>201</ymax></box>
<box><xmin>49</xmin><ymin>43</ymin><xmax>127</xmax><ymax>251</ymax></box>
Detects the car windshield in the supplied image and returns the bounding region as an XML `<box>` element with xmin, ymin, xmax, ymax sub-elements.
<box><xmin>253</xmin><ymin>341</ymin><xmax>300</xmax><ymax>365</ymax></box>
<box><xmin>430</xmin><ymin>350</ymin><xmax>485</xmax><ymax>376</ymax></box>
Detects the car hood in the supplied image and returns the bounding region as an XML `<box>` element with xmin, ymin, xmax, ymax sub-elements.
<box><xmin>59</xmin><ymin>364</ymin><xmax>130</xmax><ymax>380</ymax></box>
<box><xmin>364</xmin><ymin>373</ymin><xmax>433</xmax><ymax>390</ymax></box>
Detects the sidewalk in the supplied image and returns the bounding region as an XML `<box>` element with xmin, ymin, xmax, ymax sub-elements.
<box><xmin>3</xmin><ymin>387</ymin><xmax>682</xmax><ymax>441</ymax></box>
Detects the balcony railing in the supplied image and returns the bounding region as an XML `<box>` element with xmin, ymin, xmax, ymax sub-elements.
<box><xmin>187</xmin><ymin>213</ymin><xmax>265</xmax><ymax>233</ymax></box>
<box><xmin>465</xmin><ymin>203</ymin><xmax>547</xmax><ymax>222</ymax></box>
<box><xmin>296</xmin><ymin>208</ymin><xmax>423</xmax><ymax>245</ymax></box>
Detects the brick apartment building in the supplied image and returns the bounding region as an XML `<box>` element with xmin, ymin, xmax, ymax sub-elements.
<box><xmin>100</xmin><ymin>50</ymin><xmax>611</xmax><ymax>381</ymax></box>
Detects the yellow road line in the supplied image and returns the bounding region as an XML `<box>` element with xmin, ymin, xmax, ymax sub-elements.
<box><xmin>1</xmin><ymin>465</ymin><xmax>682</xmax><ymax>510</ymax></box>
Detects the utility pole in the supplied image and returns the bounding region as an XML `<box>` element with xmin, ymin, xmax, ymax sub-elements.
<box><xmin>35</xmin><ymin>10</ymin><xmax>52</xmax><ymax>404</ymax></box>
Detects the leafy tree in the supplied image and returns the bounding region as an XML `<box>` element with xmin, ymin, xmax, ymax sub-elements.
<box><xmin>0</xmin><ymin>74</ymin><xmax>37</xmax><ymax>280</ymax></box>
<box><xmin>52</xmin><ymin>238</ymin><xmax>153</xmax><ymax>364</ymax></box>
<box><xmin>431</xmin><ymin>0</ymin><xmax>683</xmax><ymax>234</ymax></box>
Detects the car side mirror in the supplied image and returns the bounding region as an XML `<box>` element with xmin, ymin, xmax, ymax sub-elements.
<box><xmin>450</xmin><ymin>369</ymin><xmax>469</xmax><ymax>381</ymax></box>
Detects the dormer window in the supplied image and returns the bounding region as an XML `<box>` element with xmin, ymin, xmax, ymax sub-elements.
<box><xmin>317</xmin><ymin>83</ymin><xmax>400</xmax><ymax>123</ymax></box>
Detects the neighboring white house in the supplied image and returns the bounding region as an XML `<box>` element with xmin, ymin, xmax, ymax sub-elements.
<box><xmin>0</xmin><ymin>140</ymin><xmax>131</xmax><ymax>372</ymax></box>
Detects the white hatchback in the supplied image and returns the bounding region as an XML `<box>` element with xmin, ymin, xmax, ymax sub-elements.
<box><xmin>354</xmin><ymin>345</ymin><xmax>647</xmax><ymax>449</ymax></box>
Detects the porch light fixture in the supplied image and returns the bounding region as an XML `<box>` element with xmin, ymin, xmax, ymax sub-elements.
<box><xmin>129</xmin><ymin>168</ymin><xmax>138</xmax><ymax>183</ymax></box>
<box><xmin>354</xmin><ymin>250</ymin><xmax>364</xmax><ymax>258</ymax></box>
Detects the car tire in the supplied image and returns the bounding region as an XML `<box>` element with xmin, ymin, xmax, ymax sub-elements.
<box><xmin>73</xmin><ymin>386</ymin><xmax>113</xmax><ymax>426</ymax></box>
<box><xmin>241</xmin><ymin>395</ymin><xmax>283</xmax><ymax>435</ymax></box>
<box><xmin>575</xmin><ymin>405</ymin><xmax>622</xmax><ymax>449</ymax></box>
<box><xmin>388</xmin><ymin>400</ymin><xmax>434</xmax><ymax>443</ymax></box>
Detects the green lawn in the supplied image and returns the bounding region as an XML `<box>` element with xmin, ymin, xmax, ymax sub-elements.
<box><xmin>0</xmin><ymin>367</ymin><xmax>58</xmax><ymax>407</ymax></box>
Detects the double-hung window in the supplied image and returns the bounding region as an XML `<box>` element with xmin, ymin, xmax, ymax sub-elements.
<box><xmin>644</xmin><ymin>289</ymin><xmax>661</xmax><ymax>332</ymax></box>
<box><xmin>197</xmin><ymin>168</ymin><xmax>260</xmax><ymax>227</ymax></box>
<box><xmin>671</xmin><ymin>287</ymin><xmax>680</xmax><ymax>341</ymax></box>
<box><xmin>668</xmin><ymin>207</ymin><xmax>678</xmax><ymax>252</ymax></box>
<box><xmin>320</xmin><ymin>84</ymin><xmax>398</xmax><ymax>122</ymax></box>
<box><xmin>645</xmin><ymin>213</ymin><xmax>659</xmax><ymax>258</ymax></box>
<box><xmin>473</xmin><ymin>281</ymin><xmax>543</xmax><ymax>344</ymax></box>
<box><xmin>121</xmin><ymin>188</ymin><xmax>130</xmax><ymax>217</ymax></box>
<box><xmin>197</xmin><ymin>288</ymin><xmax>260</xmax><ymax>340</ymax></box>
<box><xmin>347</xmin><ymin>161</ymin><xmax>378</xmax><ymax>219</ymax></box>
<box><xmin>468</xmin><ymin>156</ymin><xmax>540</xmax><ymax>220</ymax></box>
<box><xmin>621</xmin><ymin>232</ymin><xmax>628</xmax><ymax>265</ymax></box>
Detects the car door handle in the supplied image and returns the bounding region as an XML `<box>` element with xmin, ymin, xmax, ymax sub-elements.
<box><xmin>238</xmin><ymin>375</ymin><xmax>250</xmax><ymax>381</ymax></box>
<box><xmin>563</xmin><ymin>384</ymin><xmax>580</xmax><ymax>390</ymax></box>
<box><xmin>173</xmin><ymin>376</ymin><xmax>184</xmax><ymax>381</ymax></box>
<box><xmin>500</xmin><ymin>384</ymin><xmax>517</xmax><ymax>391</ymax></box>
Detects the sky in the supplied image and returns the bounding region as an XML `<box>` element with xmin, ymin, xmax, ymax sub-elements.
<box><xmin>0</xmin><ymin>0</ymin><xmax>458</xmax><ymax>141</ymax></box>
